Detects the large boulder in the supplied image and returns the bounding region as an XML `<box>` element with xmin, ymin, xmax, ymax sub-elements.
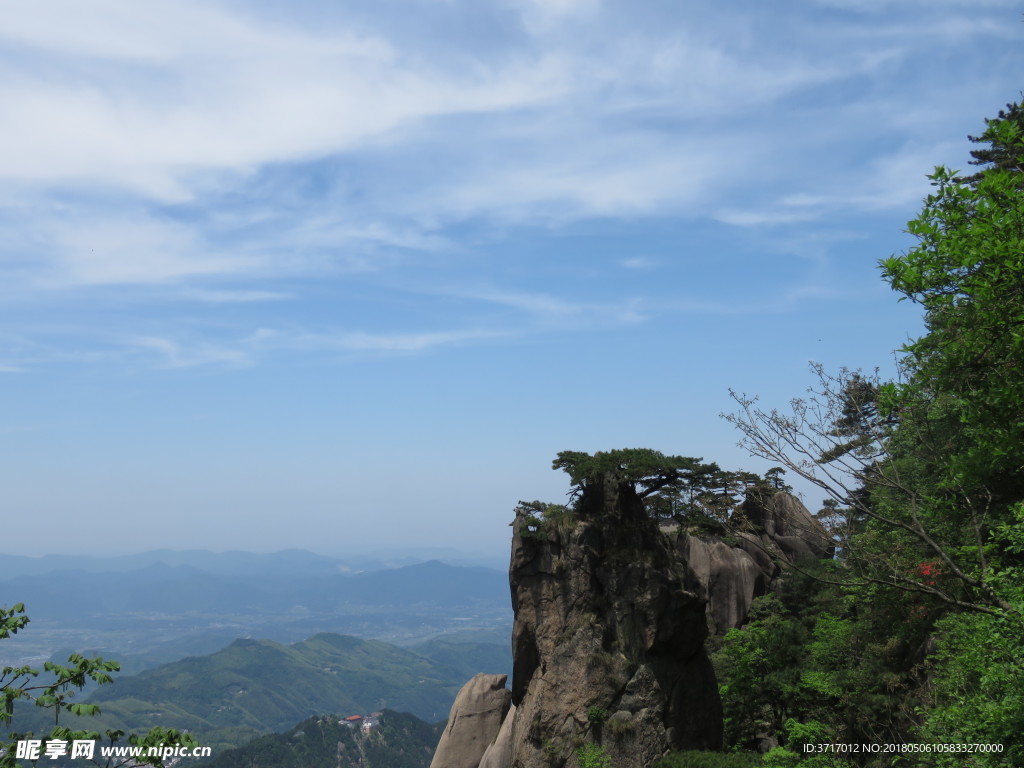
<box><xmin>429</xmin><ymin>674</ymin><xmax>511</xmax><ymax>768</ymax></box>
<box><xmin>738</xmin><ymin>492</ymin><xmax>834</xmax><ymax>562</ymax></box>
<box><xmin>666</xmin><ymin>492</ymin><xmax>834</xmax><ymax>635</ymax></box>
<box><xmin>477</xmin><ymin>703</ymin><xmax>516</xmax><ymax>768</ymax></box>
<box><xmin>677</xmin><ymin>536</ymin><xmax>769</xmax><ymax>635</ymax></box>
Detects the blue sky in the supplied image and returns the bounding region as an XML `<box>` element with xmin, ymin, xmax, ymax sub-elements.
<box><xmin>1</xmin><ymin>0</ymin><xmax>1021</xmax><ymax>558</ymax></box>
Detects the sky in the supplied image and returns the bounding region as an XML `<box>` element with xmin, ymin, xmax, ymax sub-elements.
<box><xmin>1</xmin><ymin>0</ymin><xmax>1022</xmax><ymax>559</ymax></box>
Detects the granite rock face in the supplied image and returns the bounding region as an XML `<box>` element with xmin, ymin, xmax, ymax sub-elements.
<box><xmin>664</xmin><ymin>492</ymin><xmax>834</xmax><ymax>635</ymax></box>
<box><xmin>738</xmin><ymin>491</ymin><xmax>834</xmax><ymax>563</ymax></box>
<box><xmin>504</xmin><ymin>473</ymin><xmax>722</xmax><ymax>768</ymax></box>
<box><xmin>429</xmin><ymin>674</ymin><xmax>512</xmax><ymax>768</ymax></box>
<box><xmin>428</xmin><ymin>486</ymin><xmax>831</xmax><ymax>767</ymax></box>
<box><xmin>477</xmin><ymin>703</ymin><xmax>516</xmax><ymax>768</ymax></box>
<box><xmin>674</xmin><ymin>535</ymin><xmax>768</xmax><ymax>635</ymax></box>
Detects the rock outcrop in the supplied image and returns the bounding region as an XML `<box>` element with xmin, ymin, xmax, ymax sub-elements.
<box><xmin>737</xmin><ymin>491</ymin><xmax>833</xmax><ymax>563</ymax></box>
<box><xmin>664</xmin><ymin>491</ymin><xmax>834</xmax><ymax>635</ymax></box>
<box><xmin>499</xmin><ymin>473</ymin><xmax>721</xmax><ymax>768</ymax></box>
<box><xmin>429</xmin><ymin>484</ymin><xmax>832</xmax><ymax>767</ymax></box>
<box><xmin>477</xmin><ymin>703</ymin><xmax>516</xmax><ymax>768</ymax></box>
<box><xmin>673</xmin><ymin>535</ymin><xmax>768</xmax><ymax>635</ymax></box>
<box><xmin>429</xmin><ymin>674</ymin><xmax>512</xmax><ymax>768</ymax></box>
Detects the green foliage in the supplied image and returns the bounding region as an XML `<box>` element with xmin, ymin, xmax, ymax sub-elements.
<box><xmin>759</xmin><ymin>747</ymin><xmax>800</xmax><ymax>768</ymax></box>
<box><xmin>586</xmin><ymin>706</ymin><xmax>608</xmax><ymax>726</ymax></box>
<box><xmin>914</xmin><ymin>503</ymin><xmax>1024</xmax><ymax>766</ymax></box>
<box><xmin>204</xmin><ymin>711</ymin><xmax>442</xmax><ymax>768</ymax></box>
<box><xmin>575</xmin><ymin>741</ymin><xmax>612</xmax><ymax>768</ymax></box>
<box><xmin>722</xmin><ymin>97</ymin><xmax>1024</xmax><ymax>766</ymax></box>
<box><xmin>881</xmin><ymin>154</ymin><xmax>1024</xmax><ymax>516</ymax></box>
<box><xmin>960</xmin><ymin>99</ymin><xmax>1024</xmax><ymax>184</ymax></box>
<box><xmin>516</xmin><ymin>501</ymin><xmax>576</xmax><ymax>539</ymax></box>
<box><xmin>713</xmin><ymin>594</ymin><xmax>809</xmax><ymax>748</ymax></box>
<box><xmin>652</xmin><ymin>750</ymin><xmax>760</xmax><ymax>768</ymax></box>
<box><xmin>2</xmin><ymin>603</ymin><xmax>196</xmax><ymax>768</ymax></box>
<box><xmin>712</xmin><ymin>562</ymin><xmax>938</xmax><ymax>759</ymax></box>
<box><xmin>917</xmin><ymin>609</ymin><xmax>1024</xmax><ymax>767</ymax></box>
<box><xmin>552</xmin><ymin>448</ymin><xmax>775</xmax><ymax>524</ymax></box>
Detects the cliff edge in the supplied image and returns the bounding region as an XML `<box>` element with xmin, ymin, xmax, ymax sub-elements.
<box><xmin>505</xmin><ymin>471</ymin><xmax>722</xmax><ymax>767</ymax></box>
<box><xmin>429</xmin><ymin>463</ymin><xmax>834</xmax><ymax>767</ymax></box>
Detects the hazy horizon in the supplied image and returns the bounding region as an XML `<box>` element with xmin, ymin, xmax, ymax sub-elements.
<box><xmin>0</xmin><ymin>545</ymin><xmax>509</xmax><ymax>566</ymax></box>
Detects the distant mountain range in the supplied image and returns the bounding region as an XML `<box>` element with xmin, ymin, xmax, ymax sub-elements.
<box><xmin>2</xmin><ymin>558</ymin><xmax>508</xmax><ymax>618</ymax></box>
<box><xmin>0</xmin><ymin>552</ymin><xmax>512</xmax><ymax>674</ymax></box>
<box><xmin>0</xmin><ymin>547</ymin><xmax>507</xmax><ymax>578</ymax></box>
<box><xmin>8</xmin><ymin>632</ymin><xmax>510</xmax><ymax>752</ymax></box>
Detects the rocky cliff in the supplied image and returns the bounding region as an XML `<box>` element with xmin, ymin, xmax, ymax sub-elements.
<box><xmin>663</xmin><ymin>491</ymin><xmax>834</xmax><ymax>635</ymax></box>
<box><xmin>429</xmin><ymin>479</ymin><xmax>832</xmax><ymax>768</ymax></box>
<box><xmin>433</xmin><ymin>471</ymin><xmax>722</xmax><ymax>768</ymax></box>
<box><xmin>506</xmin><ymin>472</ymin><xmax>723</xmax><ymax>767</ymax></box>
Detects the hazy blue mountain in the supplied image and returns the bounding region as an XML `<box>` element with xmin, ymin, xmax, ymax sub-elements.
<box><xmin>0</xmin><ymin>549</ymin><xmax>344</xmax><ymax>579</ymax></box>
<box><xmin>1</xmin><ymin>555</ymin><xmax>511</xmax><ymax>672</ymax></box>
<box><xmin>0</xmin><ymin>548</ymin><xmax>506</xmax><ymax>579</ymax></box>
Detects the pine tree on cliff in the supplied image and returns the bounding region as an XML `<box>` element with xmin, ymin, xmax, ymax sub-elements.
<box><xmin>958</xmin><ymin>97</ymin><xmax>1024</xmax><ymax>185</ymax></box>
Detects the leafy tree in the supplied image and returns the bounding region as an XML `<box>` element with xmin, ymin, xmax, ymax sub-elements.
<box><xmin>726</xmin><ymin>109</ymin><xmax>1024</xmax><ymax>615</ymax></box>
<box><xmin>881</xmin><ymin>159</ymin><xmax>1024</xmax><ymax>512</ymax></box>
<box><xmin>724</xmin><ymin>365</ymin><xmax>1001</xmax><ymax>612</ymax></box>
<box><xmin>915</xmin><ymin>504</ymin><xmax>1024</xmax><ymax>767</ymax></box>
<box><xmin>1</xmin><ymin>603</ymin><xmax>195</xmax><ymax>768</ymax></box>
<box><xmin>714</xmin><ymin>594</ymin><xmax>808</xmax><ymax>749</ymax></box>
<box><xmin>723</xmin><ymin>98</ymin><xmax>1024</xmax><ymax>761</ymax></box>
<box><xmin>553</xmin><ymin>449</ymin><xmax>718</xmax><ymax>502</ymax></box>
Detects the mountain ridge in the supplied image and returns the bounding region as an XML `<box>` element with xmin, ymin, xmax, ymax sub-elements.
<box><xmin>8</xmin><ymin>631</ymin><xmax>509</xmax><ymax>752</ymax></box>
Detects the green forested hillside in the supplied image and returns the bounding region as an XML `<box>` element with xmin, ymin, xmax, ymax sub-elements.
<box><xmin>408</xmin><ymin>636</ymin><xmax>512</xmax><ymax>682</ymax></box>
<box><xmin>8</xmin><ymin>633</ymin><xmax>467</xmax><ymax>752</ymax></box>
<box><xmin>200</xmin><ymin>710</ymin><xmax>443</xmax><ymax>768</ymax></box>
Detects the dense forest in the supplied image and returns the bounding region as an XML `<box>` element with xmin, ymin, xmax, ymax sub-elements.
<box><xmin>702</xmin><ymin>100</ymin><xmax>1024</xmax><ymax>767</ymax></box>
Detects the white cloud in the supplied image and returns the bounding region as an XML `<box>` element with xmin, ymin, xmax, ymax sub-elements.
<box><xmin>326</xmin><ymin>329</ymin><xmax>503</xmax><ymax>352</ymax></box>
<box><xmin>129</xmin><ymin>335</ymin><xmax>253</xmax><ymax>368</ymax></box>
<box><xmin>512</xmin><ymin>0</ymin><xmax>601</xmax><ymax>31</ymax></box>
<box><xmin>0</xmin><ymin>0</ymin><xmax>1019</xmax><ymax>332</ymax></box>
<box><xmin>183</xmin><ymin>289</ymin><xmax>293</xmax><ymax>303</ymax></box>
<box><xmin>45</xmin><ymin>213</ymin><xmax>258</xmax><ymax>287</ymax></box>
<box><xmin>0</xmin><ymin>0</ymin><xmax>927</xmax><ymax>213</ymax></box>
<box><xmin>0</xmin><ymin>1</ymin><xmax>573</xmax><ymax>200</ymax></box>
<box><xmin>244</xmin><ymin>326</ymin><xmax>509</xmax><ymax>355</ymax></box>
<box><xmin>811</xmin><ymin>0</ymin><xmax>1016</xmax><ymax>10</ymax></box>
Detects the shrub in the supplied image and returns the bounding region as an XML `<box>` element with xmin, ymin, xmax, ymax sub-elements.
<box><xmin>653</xmin><ymin>750</ymin><xmax>761</xmax><ymax>768</ymax></box>
<box><xmin>576</xmin><ymin>742</ymin><xmax>611</xmax><ymax>768</ymax></box>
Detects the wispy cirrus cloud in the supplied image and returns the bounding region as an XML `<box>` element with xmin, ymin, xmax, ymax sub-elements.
<box><xmin>0</xmin><ymin>0</ymin><xmax>572</xmax><ymax>200</ymax></box>
<box><xmin>129</xmin><ymin>335</ymin><xmax>254</xmax><ymax>369</ymax></box>
<box><xmin>0</xmin><ymin>0</ymin><xmax>1019</xmax><ymax>374</ymax></box>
